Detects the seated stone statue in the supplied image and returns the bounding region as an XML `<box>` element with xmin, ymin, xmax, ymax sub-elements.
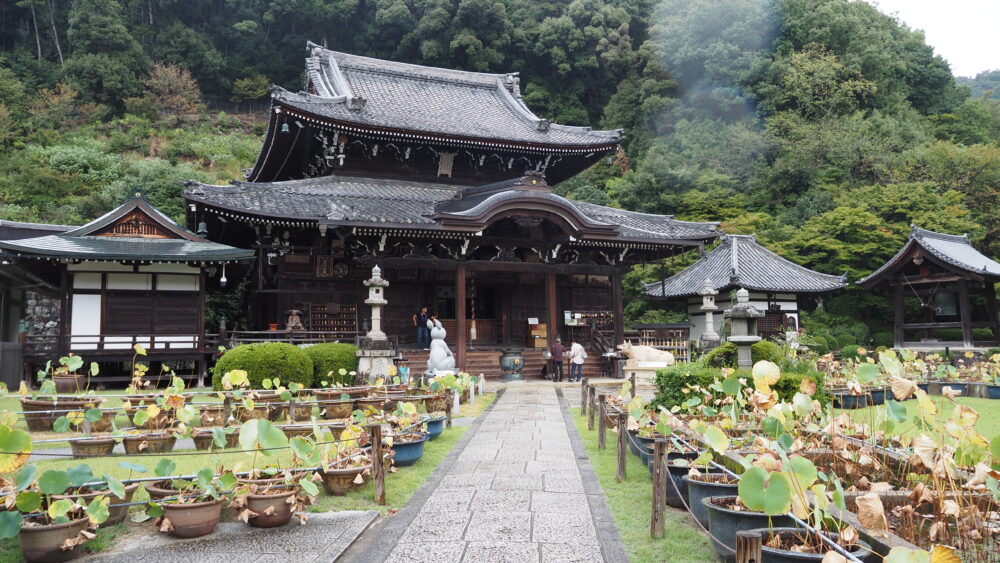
<box><xmin>285</xmin><ymin>310</ymin><xmax>305</xmax><ymax>331</ymax></box>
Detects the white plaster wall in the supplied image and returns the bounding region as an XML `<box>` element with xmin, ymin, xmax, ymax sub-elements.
<box><xmin>156</xmin><ymin>275</ymin><xmax>199</xmax><ymax>291</ymax></box>
<box><xmin>70</xmin><ymin>294</ymin><xmax>101</xmax><ymax>349</ymax></box>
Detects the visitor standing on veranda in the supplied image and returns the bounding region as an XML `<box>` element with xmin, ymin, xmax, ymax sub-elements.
<box><xmin>413</xmin><ymin>306</ymin><xmax>430</xmax><ymax>349</ymax></box>
<box><xmin>550</xmin><ymin>338</ymin><xmax>565</xmax><ymax>382</ymax></box>
<box><xmin>569</xmin><ymin>340</ymin><xmax>586</xmax><ymax>382</ymax></box>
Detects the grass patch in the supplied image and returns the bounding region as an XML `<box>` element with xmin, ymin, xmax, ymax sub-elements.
<box><xmin>453</xmin><ymin>392</ymin><xmax>496</xmax><ymax>419</ymax></box>
<box><xmin>842</xmin><ymin>396</ymin><xmax>1000</xmax><ymax>439</ymax></box>
<box><xmin>571</xmin><ymin>408</ymin><xmax>713</xmax><ymax>563</ymax></box>
<box><xmin>310</xmin><ymin>425</ymin><xmax>468</xmax><ymax>513</ymax></box>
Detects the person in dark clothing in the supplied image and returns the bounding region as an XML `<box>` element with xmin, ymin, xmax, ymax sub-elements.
<box><xmin>550</xmin><ymin>339</ymin><xmax>565</xmax><ymax>382</ymax></box>
<box><xmin>413</xmin><ymin>306</ymin><xmax>430</xmax><ymax>349</ymax></box>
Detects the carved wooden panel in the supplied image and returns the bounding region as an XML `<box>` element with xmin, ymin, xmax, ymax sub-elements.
<box><xmin>95</xmin><ymin>210</ymin><xmax>173</xmax><ymax>239</ymax></box>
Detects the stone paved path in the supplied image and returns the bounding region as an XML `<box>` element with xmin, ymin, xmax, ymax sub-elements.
<box><xmin>378</xmin><ymin>385</ymin><xmax>625</xmax><ymax>563</ymax></box>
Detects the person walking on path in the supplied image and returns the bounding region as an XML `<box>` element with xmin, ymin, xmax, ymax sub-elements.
<box><xmin>413</xmin><ymin>306</ymin><xmax>430</xmax><ymax>349</ymax></box>
<box><xmin>550</xmin><ymin>338</ymin><xmax>565</xmax><ymax>382</ymax></box>
<box><xmin>569</xmin><ymin>340</ymin><xmax>586</xmax><ymax>382</ymax></box>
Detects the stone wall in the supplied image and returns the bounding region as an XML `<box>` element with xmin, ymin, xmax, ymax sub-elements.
<box><xmin>23</xmin><ymin>291</ymin><xmax>60</xmax><ymax>335</ymax></box>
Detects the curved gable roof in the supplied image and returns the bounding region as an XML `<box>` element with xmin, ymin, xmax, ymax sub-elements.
<box><xmin>644</xmin><ymin>234</ymin><xmax>846</xmax><ymax>298</ymax></box>
<box><xmin>858</xmin><ymin>226</ymin><xmax>1000</xmax><ymax>288</ymax></box>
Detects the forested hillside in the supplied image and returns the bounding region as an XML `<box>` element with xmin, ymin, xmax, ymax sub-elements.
<box><xmin>1</xmin><ymin>0</ymin><xmax>999</xmax><ymax>344</ymax></box>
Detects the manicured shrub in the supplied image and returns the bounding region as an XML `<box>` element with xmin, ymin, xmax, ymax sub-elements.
<box><xmin>212</xmin><ymin>342</ymin><xmax>313</xmax><ymax>390</ymax></box>
<box><xmin>835</xmin><ymin>334</ymin><xmax>856</xmax><ymax>348</ymax></box>
<box><xmin>871</xmin><ymin>332</ymin><xmax>893</xmax><ymax>348</ymax></box>
<box><xmin>751</xmin><ymin>340</ymin><xmax>781</xmax><ymax>364</ymax></box>
<box><xmin>303</xmin><ymin>342</ymin><xmax>359</xmax><ymax>385</ymax></box>
<box><xmin>649</xmin><ymin>363</ymin><xmax>830</xmax><ymax>411</ymax></box>
<box><xmin>773</xmin><ymin>368</ymin><xmax>830</xmax><ymax>407</ymax></box>
<box><xmin>841</xmin><ymin>345</ymin><xmax>862</xmax><ymax>361</ymax></box>
<box><xmin>809</xmin><ymin>336</ymin><xmax>829</xmax><ymax>355</ymax></box>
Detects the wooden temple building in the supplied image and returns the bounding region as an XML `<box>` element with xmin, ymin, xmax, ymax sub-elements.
<box><xmin>644</xmin><ymin>235</ymin><xmax>847</xmax><ymax>342</ymax></box>
<box><xmin>183</xmin><ymin>43</ymin><xmax>721</xmax><ymax>373</ymax></box>
<box><xmin>858</xmin><ymin>226</ymin><xmax>1000</xmax><ymax>350</ymax></box>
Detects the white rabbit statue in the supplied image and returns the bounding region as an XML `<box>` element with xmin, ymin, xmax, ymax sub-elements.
<box><xmin>426</xmin><ymin>319</ymin><xmax>456</xmax><ymax>373</ymax></box>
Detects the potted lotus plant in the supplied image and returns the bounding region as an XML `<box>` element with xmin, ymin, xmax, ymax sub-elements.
<box><xmin>21</xmin><ymin>358</ymin><xmax>105</xmax><ymax>432</ymax></box>
<box><xmin>317</xmin><ymin>424</ymin><xmax>371</xmax><ymax>495</ymax></box>
<box><xmin>144</xmin><ymin>468</ymin><xmax>231</xmax><ymax>538</ymax></box>
<box><xmin>386</xmin><ymin>401</ymin><xmax>428</xmax><ymax>467</ymax></box>
<box><xmin>227</xmin><ymin>430</ymin><xmax>320</xmax><ymax>528</ymax></box>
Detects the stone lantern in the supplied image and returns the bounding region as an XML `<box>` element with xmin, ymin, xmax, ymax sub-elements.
<box><xmin>698</xmin><ymin>277</ymin><xmax>720</xmax><ymax>346</ymax></box>
<box><xmin>724</xmin><ymin>287</ymin><xmax>764</xmax><ymax>369</ymax></box>
<box><xmin>357</xmin><ymin>265</ymin><xmax>395</xmax><ymax>379</ymax></box>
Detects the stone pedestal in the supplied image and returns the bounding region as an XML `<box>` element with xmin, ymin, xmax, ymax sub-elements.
<box><xmin>357</xmin><ymin>266</ymin><xmax>395</xmax><ymax>380</ymax></box>
<box><xmin>724</xmin><ymin>288</ymin><xmax>764</xmax><ymax>370</ymax></box>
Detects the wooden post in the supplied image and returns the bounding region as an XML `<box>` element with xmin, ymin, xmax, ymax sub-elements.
<box><xmin>581</xmin><ymin>378</ymin><xmax>589</xmax><ymax>416</ymax></box>
<box><xmin>735</xmin><ymin>530</ymin><xmax>763</xmax><ymax>563</ymax></box>
<box><xmin>546</xmin><ymin>273</ymin><xmax>559</xmax><ymax>346</ymax></box>
<box><xmin>893</xmin><ymin>284</ymin><xmax>905</xmax><ymax>348</ymax></box>
<box><xmin>367</xmin><ymin>424</ymin><xmax>385</xmax><ymax>505</ymax></box>
<box><xmin>287</xmin><ymin>398</ymin><xmax>297</xmax><ymax>423</ymax></box>
<box><xmin>958</xmin><ymin>279</ymin><xmax>974</xmax><ymax>348</ymax></box>
<box><xmin>222</xmin><ymin>394</ymin><xmax>233</xmax><ymax>426</ymax></box>
<box><xmin>445</xmin><ymin>392</ymin><xmax>453</xmax><ymax>428</ymax></box>
<box><xmin>986</xmin><ymin>282</ymin><xmax>1000</xmax><ymax>347</ymax></box>
<box><xmin>611</xmin><ymin>269</ymin><xmax>624</xmax><ymax>348</ymax></box>
<box><xmin>587</xmin><ymin>386</ymin><xmax>596</xmax><ymax>431</ymax></box>
<box><xmin>597</xmin><ymin>393</ymin><xmax>607</xmax><ymax>449</ymax></box>
<box><xmin>456</xmin><ymin>264</ymin><xmax>467</xmax><ymax>370</ymax></box>
<box><xmin>630</xmin><ymin>372</ymin><xmax>636</xmax><ymax>399</ymax></box>
<box><xmin>616</xmin><ymin>410</ymin><xmax>627</xmax><ymax>482</ymax></box>
<box><xmin>651</xmin><ymin>438</ymin><xmax>666</xmax><ymax>538</ymax></box>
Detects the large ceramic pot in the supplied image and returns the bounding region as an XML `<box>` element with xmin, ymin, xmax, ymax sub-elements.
<box><xmin>424</xmin><ymin>417</ymin><xmax>446</xmax><ymax>440</ymax></box>
<box><xmin>21</xmin><ymin>397</ymin><xmax>106</xmax><ymax>432</ymax></box>
<box><xmin>392</xmin><ymin>435</ymin><xmax>429</xmax><ymax>466</ymax></box>
<box><xmin>122</xmin><ymin>432</ymin><xmax>176</xmax><ymax>455</ymax></box>
<box><xmin>53</xmin><ymin>374</ymin><xmax>87</xmax><ymax>394</ymax></box>
<box><xmin>268</xmin><ymin>397</ymin><xmax>314</xmax><ymax>421</ymax></box>
<box><xmin>424</xmin><ymin>395</ymin><xmax>447</xmax><ymax>413</ymax></box>
<box><xmin>161</xmin><ymin>499</ymin><xmax>224</xmax><ymax>538</ymax></box>
<box><xmin>197</xmin><ymin>404</ymin><xmax>227</xmax><ymax>427</ymax></box>
<box><xmin>319</xmin><ymin>465</ymin><xmax>370</xmax><ymax>496</ymax></box>
<box><xmin>319</xmin><ymin>399</ymin><xmax>354</xmax><ymax>420</ymax></box>
<box><xmin>703</xmin><ymin>496</ymin><xmax>795</xmax><ymax>563</ymax></box>
<box><xmin>68</xmin><ymin>437</ymin><xmax>116</xmax><ymax>458</ymax></box>
<box><xmin>683</xmin><ymin>473</ymin><xmax>739</xmax><ymax>529</ymax></box>
<box><xmin>246</xmin><ymin>490</ymin><xmax>297</xmax><ymax>528</ymax></box>
<box><xmin>748</xmin><ymin>527</ymin><xmax>871</xmax><ymax>563</ymax></box>
<box><xmin>236</xmin><ymin>403</ymin><xmax>272</xmax><ymax>422</ymax></box>
<box><xmin>830</xmin><ymin>390</ymin><xmax>868</xmax><ymax>410</ymax></box>
<box><xmin>18</xmin><ymin>517</ymin><xmax>91</xmax><ymax>562</ymax></box>
<box><xmin>54</xmin><ymin>483</ymin><xmax>140</xmax><ymax>527</ymax></box>
<box><xmin>627</xmin><ymin>430</ymin><xmax>656</xmax><ymax>465</ymax></box>
<box><xmin>192</xmin><ymin>429</ymin><xmax>239</xmax><ymax>451</ymax></box>
<box><xmin>277</xmin><ymin>424</ymin><xmax>316</xmax><ymax>439</ymax></box>
<box><xmin>143</xmin><ymin>482</ymin><xmax>204</xmax><ymax>502</ymax></box>
<box><xmin>868</xmin><ymin>387</ymin><xmax>886</xmax><ymax>406</ymax></box>
<box><xmin>499</xmin><ymin>349</ymin><xmax>524</xmax><ymax>381</ymax></box>
<box><xmin>355</xmin><ymin>397</ymin><xmax>386</xmax><ymax>413</ymax></box>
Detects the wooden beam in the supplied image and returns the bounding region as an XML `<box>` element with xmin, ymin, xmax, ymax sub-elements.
<box><xmin>894</xmin><ymin>284</ymin><xmax>904</xmax><ymax>348</ymax></box>
<box><xmin>455</xmin><ymin>264</ymin><xmax>467</xmax><ymax>369</ymax></box>
<box><xmin>986</xmin><ymin>282</ymin><xmax>1000</xmax><ymax>346</ymax></box>
<box><xmin>546</xmin><ymin>273</ymin><xmax>558</xmax><ymax>345</ymax></box>
<box><xmin>959</xmin><ymin>279</ymin><xmax>973</xmax><ymax>348</ymax></box>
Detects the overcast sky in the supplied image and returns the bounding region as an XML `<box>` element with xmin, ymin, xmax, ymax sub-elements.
<box><xmin>864</xmin><ymin>0</ymin><xmax>999</xmax><ymax>77</ymax></box>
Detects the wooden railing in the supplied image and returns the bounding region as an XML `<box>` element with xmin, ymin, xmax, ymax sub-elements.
<box><xmin>23</xmin><ymin>333</ymin><xmax>212</xmax><ymax>359</ymax></box>
<box><xmin>224</xmin><ymin>330</ymin><xmax>362</xmax><ymax>346</ymax></box>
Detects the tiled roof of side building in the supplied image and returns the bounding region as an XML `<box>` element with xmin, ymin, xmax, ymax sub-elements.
<box><xmin>184</xmin><ymin>175</ymin><xmax>719</xmax><ymax>244</ymax></box>
<box><xmin>644</xmin><ymin>234</ymin><xmax>847</xmax><ymax>298</ymax></box>
<box><xmin>858</xmin><ymin>226</ymin><xmax>1000</xmax><ymax>287</ymax></box>
<box><xmin>271</xmin><ymin>43</ymin><xmax>622</xmax><ymax>148</ymax></box>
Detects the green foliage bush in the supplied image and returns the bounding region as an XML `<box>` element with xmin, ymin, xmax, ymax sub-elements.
<box><xmin>704</xmin><ymin>340</ymin><xmax>782</xmax><ymax>368</ymax></box>
<box><xmin>835</xmin><ymin>334</ymin><xmax>856</xmax><ymax>348</ymax></box>
<box><xmin>212</xmin><ymin>342</ymin><xmax>313</xmax><ymax>390</ymax></box>
<box><xmin>871</xmin><ymin>332</ymin><xmax>893</xmax><ymax>348</ymax></box>
<box><xmin>303</xmin><ymin>342</ymin><xmax>359</xmax><ymax>385</ymax></box>
<box><xmin>841</xmin><ymin>345</ymin><xmax>862</xmax><ymax>361</ymax></box>
<box><xmin>650</xmin><ymin>363</ymin><xmax>829</xmax><ymax>411</ymax></box>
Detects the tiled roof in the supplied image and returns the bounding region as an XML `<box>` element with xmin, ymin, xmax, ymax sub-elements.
<box><xmin>0</xmin><ymin>196</ymin><xmax>253</xmax><ymax>263</ymax></box>
<box><xmin>185</xmin><ymin>175</ymin><xmax>720</xmax><ymax>244</ymax></box>
<box><xmin>644</xmin><ymin>234</ymin><xmax>847</xmax><ymax>298</ymax></box>
<box><xmin>858</xmin><ymin>226</ymin><xmax>1000</xmax><ymax>287</ymax></box>
<box><xmin>271</xmin><ymin>43</ymin><xmax>621</xmax><ymax>148</ymax></box>
<box><xmin>0</xmin><ymin>220</ymin><xmax>73</xmax><ymax>241</ymax></box>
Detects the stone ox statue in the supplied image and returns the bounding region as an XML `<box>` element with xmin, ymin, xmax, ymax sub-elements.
<box><xmin>617</xmin><ymin>342</ymin><xmax>675</xmax><ymax>365</ymax></box>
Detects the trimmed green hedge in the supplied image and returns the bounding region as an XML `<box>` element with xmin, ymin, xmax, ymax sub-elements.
<box><xmin>303</xmin><ymin>342</ymin><xmax>359</xmax><ymax>385</ymax></box>
<box><xmin>212</xmin><ymin>342</ymin><xmax>314</xmax><ymax>390</ymax></box>
<box><xmin>703</xmin><ymin>340</ymin><xmax>782</xmax><ymax>368</ymax></box>
<box><xmin>841</xmin><ymin>345</ymin><xmax>862</xmax><ymax>361</ymax></box>
<box><xmin>649</xmin><ymin>363</ymin><xmax>829</xmax><ymax>412</ymax></box>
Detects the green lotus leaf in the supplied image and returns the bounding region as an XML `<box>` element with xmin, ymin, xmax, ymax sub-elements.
<box><xmin>38</xmin><ymin>470</ymin><xmax>70</xmax><ymax>496</ymax></box>
<box><xmin>737</xmin><ymin>467</ymin><xmax>791</xmax><ymax>515</ymax></box>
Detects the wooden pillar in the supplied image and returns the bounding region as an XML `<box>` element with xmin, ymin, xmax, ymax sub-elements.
<box><xmin>546</xmin><ymin>273</ymin><xmax>558</xmax><ymax>345</ymax></box>
<box><xmin>367</xmin><ymin>423</ymin><xmax>385</xmax><ymax>505</ymax></box>
<box><xmin>651</xmin><ymin>438</ymin><xmax>667</xmax><ymax>538</ymax></box>
<box><xmin>616</xmin><ymin>410</ymin><xmax>627</xmax><ymax>482</ymax></box>
<box><xmin>958</xmin><ymin>279</ymin><xmax>973</xmax><ymax>348</ymax></box>
<box><xmin>597</xmin><ymin>393</ymin><xmax>607</xmax><ymax>449</ymax></box>
<box><xmin>58</xmin><ymin>269</ymin><xmax>69</xmax><ymax>356</ymax></box>
<box><xmin>986</xmin><ymin>282</ymin><xmax>1000</xmax><ymax>346</ymax></box>
<box><xmin>456</xmin><ymin>264</ymin><xmax>467</xmax><ymax>369</ymax></box>
<box><xmin>893</xmin><ymin>284</ymin><xmax>905</xmax><ymax>348</ymax></box>
<box><xmin>611</xmin><ymin>269</ymin><xmax>624</xmax><ymax>347</ymax></box>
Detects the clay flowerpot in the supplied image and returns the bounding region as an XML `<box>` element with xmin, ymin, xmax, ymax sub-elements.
<box><xmin>271</xmin><ymin>401</ymin><xmax>315</xmax><ymax>422</ymax></box>
<box><xmin>144</xmin><ymin>481</ymin><xmax>204</xmax><ymax>502</ymax></box>
<box><xmin>68</xmin><ymin>437</ymin><xmax>116</xmax><ymax>458</ymax></box>
<box><xmin>424</xmin><ymin>395</ymin><xmax>447</xmax><ymax>413</ymax></box>
<box><xmin>161</xmin><ymin>499</ymin><xmax>224</xmax><ymax>538</ymax></box>
<box><xmin>18</xmin><ymin>517</ymin><xmax>91</xmax><ymax>563</ymax></box>
<box><xmin>192</xmin><ymin>429</ymin><xmax>239</xmax><ymax>451</ymax></box>
<box><xmin>198</xmin><ymin>405</ymin><xmax>227</xmax><ymax>427</ymax></box>
<box><xmin>54</xmin><ymin>483</ymin><xmax>140</xmax><ymax>527</ymax></box>
<box><xmin>424</xmin><ymin>417</ymin><xmax>446</xmax><ymax>440</ymax></box>
<box><xmin>237</xmin><ymin>404</ymin><xmax>272</xmax><ymax>422</ymax></box>
<box><xmin>355</xmin><ymin>397</ymin><xmax>385</xmax><ymax>413</ymax></box>
<box><xmin>21</xmin><ymin>397</ymin><xmax>106</xmax><ymax>432</ymax></box>
<box><xmin>319</xmin><ymin>399</ymin><xmax>354</xmax><ymax>420</ymax></box>
<box><xmin>277</xmin><ymin>424</ymin><xmax>316</xmax><ymax>439</ymax></box>
<box><xmin>53</xmin><ymin>374</ymin><xmax>87</xmax><ymax>394</ymax></box>
<box><xmin>246</xmin><ymin>490</ymin><xmax>297</xmax><ymax>528</ymax></box>
<box><xmin>319</xmin><ymin>465</ymin><xmax>371</xmax><ymax>496</ymax></box>
<box><xmin>703</xmin><ymin>496</ymin><xmax>794</xmax><ymax>563</ymax></box>
<box><xmin>122</xmin><ymin>433</ymin><xmax>176</xmax><ymax>455</ymax></box>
